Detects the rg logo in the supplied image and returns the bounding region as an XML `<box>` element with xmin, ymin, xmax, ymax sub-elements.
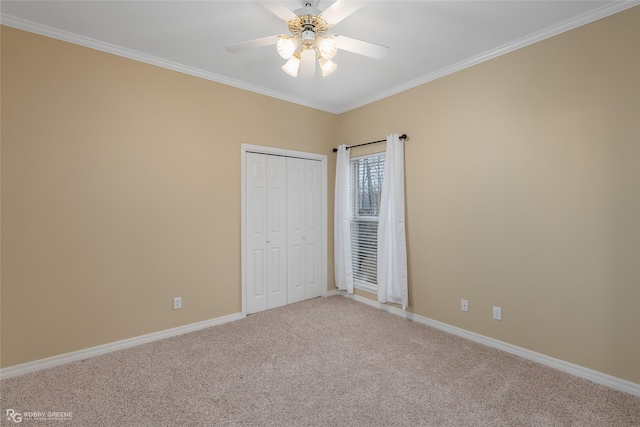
<box><xmin>6</xmin><ymin>409</ymin><xmax>22</xmax><ymax>423</ymax></box>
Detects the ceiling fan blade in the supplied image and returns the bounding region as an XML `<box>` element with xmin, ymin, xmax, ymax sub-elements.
<box><xmin>225</xmin><ymin>35</ymin><xmax>280</xmax><ymax>53</ymax></box>
<box><xmin>320</xmin><ymin>1</ymin><xmax>365</xmax><ymax>25</ymax></box>
<box><xmin>335</xmin><ymin>35</ymin><xmax>389</xmax><ymax>60</ymax></box>
<box><xmin>263</xmin><ymin>2</ymin><xmax>298</xmax><ymax>22</ymax></box>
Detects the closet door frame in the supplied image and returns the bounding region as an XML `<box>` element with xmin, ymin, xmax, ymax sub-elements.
<box><xmin>240</xmin><ymin>144</ymin><xmax>328</xmax><ymax>317</ymax></box>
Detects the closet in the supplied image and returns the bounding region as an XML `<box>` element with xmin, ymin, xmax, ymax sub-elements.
<box><xmin>245</xmin><ymin>152</ymin><xmax>323</xmax><ymax>314</ymax></box>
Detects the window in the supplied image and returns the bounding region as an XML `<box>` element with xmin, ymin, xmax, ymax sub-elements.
<box><xmin>350</xmin><ymin>153</ymin><xmax>385</xmax><ymax>292</ymax></box>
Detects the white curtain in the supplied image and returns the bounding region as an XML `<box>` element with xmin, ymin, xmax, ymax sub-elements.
<box><xmin>377</xmin><ymin>134</ymin><xmax>408</xmax><ymax>309</ymax></box>
<box><xmin>334</xmin><ymin>144</ymin><xmax>354</xmax><ymax>293</ymax></box>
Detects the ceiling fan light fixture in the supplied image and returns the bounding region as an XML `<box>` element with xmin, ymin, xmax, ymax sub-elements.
<box><xmin>318</xmin><ymin>57</ymin><xmax>337</xmax><ymax>77</ymax></box>
<box><xmin>276</xmin><ymin>36</ymin><xmax>299</xmax><ymax>59</ymax></box>
<box><xmin>317</xmin><ymin>36</ymin><xmax>337</xmax><ymax>59</ymax></box>
<box><xmin>301</xmin><ymin>28</ymin><xmax>316</xmax><ymax>42</ymax></box>
<box><xmin>282</xmin><ymin>54</ymin><xmax>301</xmax><ymax>77</ymax></box>
<box><xmin>226</xmin><ymin>0</ymin><xmax>390</xmax><ymax>79</ymax></box>
<box><xmin>299</xmin><ymin>48</ymin><xmax>316</xmax><ymax>79</ymax></box>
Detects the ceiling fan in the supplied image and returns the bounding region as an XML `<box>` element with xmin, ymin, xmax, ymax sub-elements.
<box><xmin>224</xmin><ymin>1</ymin><xmax>389</xmax><ymax>78</ymax></box>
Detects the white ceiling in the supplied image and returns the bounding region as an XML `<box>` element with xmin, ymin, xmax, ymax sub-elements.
<box><xmin>2</xmin><ymin>1</ymin><xmax>637</xmax><ymax>114</ymax></box>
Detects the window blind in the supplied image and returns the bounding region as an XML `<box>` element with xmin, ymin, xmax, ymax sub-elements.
<box><xmin>350</xmin><ymin>154</ymin><xmax>385</xmax><ymax>288</ymax></box>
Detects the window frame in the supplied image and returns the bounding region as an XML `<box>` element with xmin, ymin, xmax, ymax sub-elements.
<box><xmin>349</xmin><ymin>152</ymin><xmax>385</xmax><ymax>294</ymax></box>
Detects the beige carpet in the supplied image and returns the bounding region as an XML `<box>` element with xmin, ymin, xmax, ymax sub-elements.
<box><xmin>1</xmin><ymin>295</ymin><xmax>638</xmax><ymax>426</ymax></box>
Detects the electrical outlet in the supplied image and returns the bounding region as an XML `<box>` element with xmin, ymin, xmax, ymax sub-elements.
<box><xmin>461</xmin><ymin>299</ymin><xmax>468</xmax><ymax>312</ymax></box>
<box><xmin>173</xmin><ymin>297</ymin><xmax>182</xmax><ymax>310</ymax></box>
<box><xmin>493</xmin><ymin>306</ymin><xmax>502</xmax><ymax>320</ymax></box>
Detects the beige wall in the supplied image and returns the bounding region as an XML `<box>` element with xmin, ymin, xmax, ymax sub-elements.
<box><xmin>0</xmin><ymin>26</ymin><xmax>337</xmax><ymax>367</ymax></box>
<box><xmin>2</xmin><ymin>6</ymin><xmax>639</xmax><ymax>385</ymax></box>
<box><xmin>339</xmin><ymin>7</ymin><xmax>640</xmax><ymax>384</ymax></box>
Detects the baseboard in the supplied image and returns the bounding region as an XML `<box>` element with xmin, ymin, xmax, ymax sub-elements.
<box><xmin>5</xmin><ymin>292</ymin><xmax>639</xmax><ymax>398</ymax></box>
<box><xmin>333</xmin><ymin>290</ymin><xmax>640</xmax><ymax>397</ymax></box>
<box><xmin>0</xmin><ymin>312</ymin><xmax>244</xmax><ymax>380</ymax></box>
<box><xmin>326</xmin><ymin>289</ymin><xmax>341</xmax><ymax>297</ymax></box>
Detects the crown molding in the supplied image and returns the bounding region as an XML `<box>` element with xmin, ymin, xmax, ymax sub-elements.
<box><xmin>0</xmin><ymin>14</ymin><xmax>340</xmax><ymax>114</ymax></box>
<box><xmin>336</xmin><ymin>1</ymin><xmax>640</xmax><ymax>114</ymax></box>
<box><xmin>2</xmin><ymin>1</ymin><xmax>638</xmax><ymax>115</ymax></box>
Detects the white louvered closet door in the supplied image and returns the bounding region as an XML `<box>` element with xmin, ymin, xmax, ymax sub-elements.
<box><xmin>245</xmin><ymin>153</ymin><xmax>288</xmax><ymax>314</ymax></box>
<box><xmin>287</xmin><ymin>158</ymin><xmax>322</xmax><ymax>304</ymax></box>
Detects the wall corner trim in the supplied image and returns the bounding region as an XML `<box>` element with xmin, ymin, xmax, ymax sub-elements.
<box><xmin>0</xmin><ymin>312</ymin><xmax>244</xmax><ymax>380</ymax></box>
<box><xmin>332</xmin><ymin>290</ymin><xmax>640</xmax><ymax>398</ymax></box>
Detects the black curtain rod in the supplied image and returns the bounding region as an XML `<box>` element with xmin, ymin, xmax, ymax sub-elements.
<box><xmin>332</xmin><ymin>134</ymin><xmax>407</xmax><ymax>153</ymax></box>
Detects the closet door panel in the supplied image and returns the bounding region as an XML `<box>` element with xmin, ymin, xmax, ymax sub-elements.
<box><xmin>245</xmin><ymin>153</ymin><xmax>268</xmax><ymax>314</ymax></box>
<box><xmin>287</xmin><ymin>158</ymin><xmax>323</xmax><ymax>302</ymax></box>
<box><xmin>287</xmin><ymin>158</ymin><xmax>306</xmax><ymax>304</ymax></box>
<box><xmin>266</xmin><ymin>155</ymin><xmax>288</xmax><ymax>309</ymax></box>
<box><xmin>305</xmin><ymin>160</ymin><xmax>323</xmax><ymax>299</ymax></box>
<box><xmin>246</xmin><ymin>151</ymin><xmax>323</xmax><ymax>313</ymax></box>
<box><xmin>289</xmin><ymin>243</ymin><xmax>304</xmax><ymax>301</ymax></box>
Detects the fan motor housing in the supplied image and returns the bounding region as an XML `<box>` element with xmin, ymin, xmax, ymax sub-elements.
<box><xmin>288</xmin><ymin>14</ymin><xmax>330</xmax><ymax>40</ymax></box>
